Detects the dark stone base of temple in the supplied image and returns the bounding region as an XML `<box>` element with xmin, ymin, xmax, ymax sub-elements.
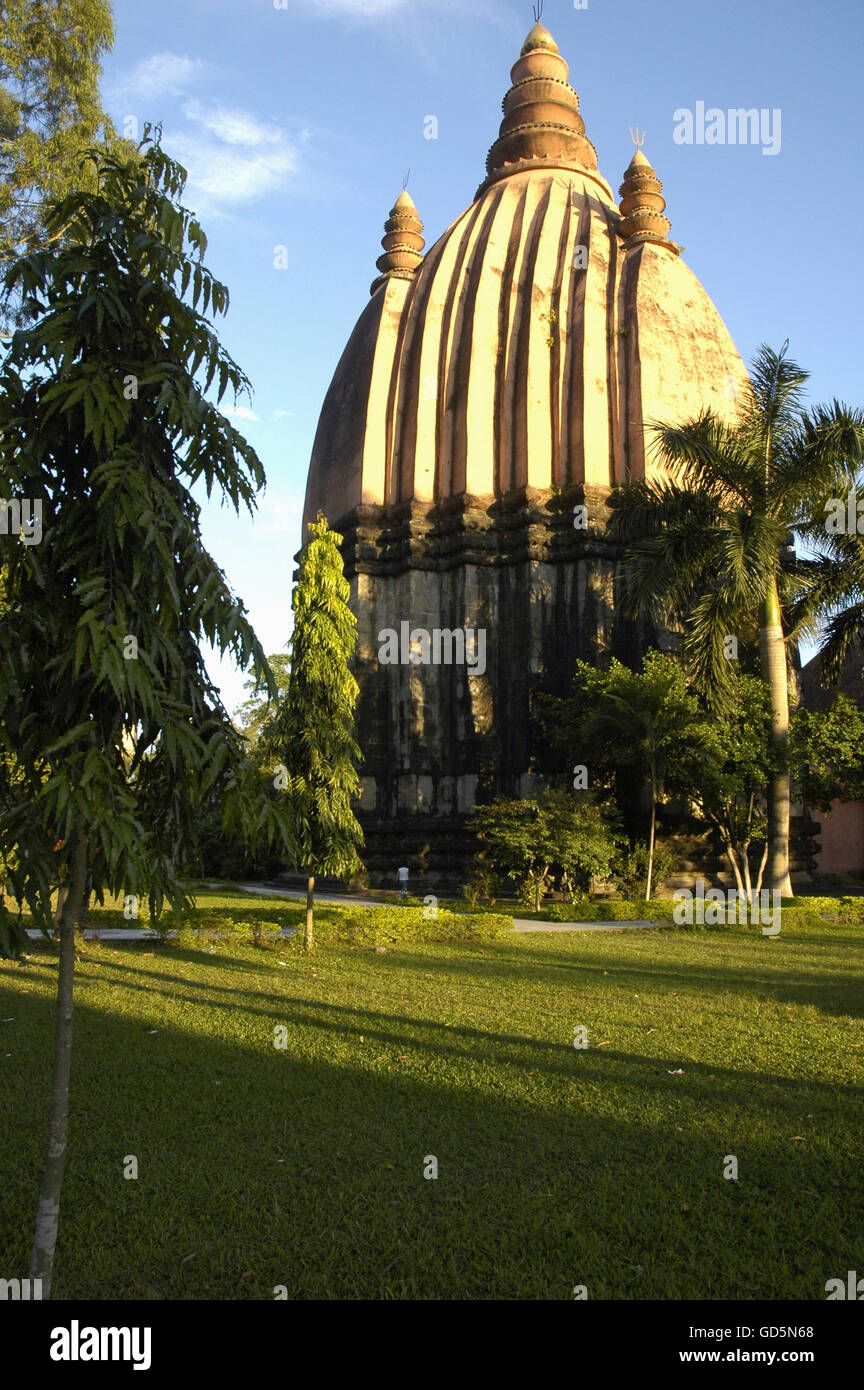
<box><xmin>284</xmin><ymin>490</ymin><xmax>823</xmax><ymax>896</ymax></box>
<box><xmin>335</xmin><ymin>486</ymin><xmax>667</xmax><ymax>830</ymax></box>
<box><xmin>267</xmin><ymin>812</ymin><xmax>819</xmax><ymax>898</ymax></box>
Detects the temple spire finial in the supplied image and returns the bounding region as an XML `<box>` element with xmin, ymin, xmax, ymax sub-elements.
<box><xmin>482</xmin><ymin>15</ymin><xmax>598</xmax><ymax>187</ymax></box>
<box><xmin>370</xmin><ymin>186</ymin><xmax>425</xmax><ymax>296</ymax></box>
<box><xmin>618</xmin><ymin>139</ymin><xmax>679</xmax><ymax>254</ymax></box>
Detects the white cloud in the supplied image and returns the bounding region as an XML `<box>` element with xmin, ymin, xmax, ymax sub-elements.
<box><xmin>221</xmin><ymin>405</ymin><xmax>259</xmax><ymax>422</ymax></box>
<box><xmin>272</xmin><ymin>409</ymin><xmax>294</xmax><ymax>420</ymax></box>
<box><xmin>169</xmin><ymin>133</ymin><xmax>299</xmax><ymax>210</ymax></box>
<box><xmin>182</xmin><ymin>100</ymin><xmax>283</xmax><ymax>148</ymax></box>
<box><xmin>254</xmin><ymin>490</ymin><xmax>304</xmax><ymax>537</ymax></box>
<box><xmin>107</xmin><ymin>53</ymin><xmax>207</xmax><ymax>103</ymax></box>
<box><xmin>167</xmin><ymin>102</ymin><xmax>301</xmax><ymax>212</ymax></box>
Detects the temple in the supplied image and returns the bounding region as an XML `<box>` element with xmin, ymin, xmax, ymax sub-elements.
<box><xmin>301</xmin><ymin>19</ymin><xmax>750</xmax><ymax>885</ymax></box>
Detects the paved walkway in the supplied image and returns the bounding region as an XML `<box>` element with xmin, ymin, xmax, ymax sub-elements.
<box><xmin>24</xmin><ymin>925</ymin><xmax>296</xmax><ymax>941</ymax></box>
<box><xmin>238</xmin><ymin>884</ymin><xmax>665</xmax><ymax>932</ymax></box>
<box><xmin>25</xmin><ymin>927</ymin><xmax>162</xmax><ymax>941</ymax></box>
<box><xmin>512</xmin><ymin>919</ymin><xmax>665</xmax><ymax>932</ymax></box>
<box><xmin>21</xmin><ymin>888</ymin><xmax>666</xmax><ymax>940</ymax></box>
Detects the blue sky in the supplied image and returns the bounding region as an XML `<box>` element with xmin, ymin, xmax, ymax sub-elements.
<box><xmin>102</xmin><ymin>0</ymin><xmax>864</xmax><ymax>714</ymax></box>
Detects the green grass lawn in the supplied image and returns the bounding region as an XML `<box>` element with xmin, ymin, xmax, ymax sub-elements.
<box><xmin>1</xmin><ymin>889</ymin><xmax>862</xmax><ymax>1300</ymax></box>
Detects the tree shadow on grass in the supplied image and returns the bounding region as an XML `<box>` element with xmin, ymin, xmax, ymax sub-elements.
<box><xmin>4</xmin><ymin>956</ymin><xmax>861</xmax><ymax>1117</ymax></box>
<box><xmin>373</xmin><ymin>939</ymin><xmax>864</xmax><ymax>1022</ymax></box>
<box><xmin>0</xmin><ymin>980</ymin><xmax>861</xmax><ymax>1302</ymax></box>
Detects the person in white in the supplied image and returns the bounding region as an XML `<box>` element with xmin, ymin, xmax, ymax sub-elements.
<box><xmin>398</xmin><ymin>865</ymin><xmax>409</xmax><ymax>898</ymax></box>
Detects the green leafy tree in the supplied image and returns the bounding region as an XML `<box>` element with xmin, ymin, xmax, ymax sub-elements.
<box><xmin>236</xmin><ymin>652</ymin><xmax>291</xmax><ymax>756</ymax></box>
<box><xmin>607</xmin><ymin>342</ymin><xmax>864</xmax><ymax>895</ymax></box>
<box><xmin>792</xmin><ymin>484</ymin><xmax>864</xmax><ymax>686</ymax></box>
<box><xmin>0</xmin><ymin>134</ymin><xmax>284</xmax><ymax>1295</ymax></box>
<box><xmin>1</xmin><ymin>0</ymin><xmax>117</xmax><ymax>272</ymax></box>
<box><xmin>612</xmin><ymin>840</ymin><xmax>675</xmax><ymax>900</ymax></box>
<box><xmin>546</xmin><ymin>653</ymin><xmax>705</xmax><ymax>899</ymax></box>
<box><xmin>793</xmin><ymin>693</ymin><xmax>864</xmax><ymax>811</ymax></box>
<box><xmin>678</xmin><ymin>674</ymin><xmax>776</xmax><ymax>899</ymax></box>
<box><xmin>469</xmin><ymin>793</ymin><xmax>621</xmax><ymax>911</ymax></box>
<box><xmin>262</xmin><ymin>516</ymin><xmax>364</xmax><ymax>952</ymax></box>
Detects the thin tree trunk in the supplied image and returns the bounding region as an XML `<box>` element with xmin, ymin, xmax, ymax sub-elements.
<box><xmin>725</xmin><ymin>842</ymin><xmax>746</xmax><ymax>898</ymax></box>
<box><xmin>533</xmin><ymin>867</ymin><xmax>549</xmax><ymax>913</ymax></box>
<box><xmin>304</xmin><ymin>875</ymin><xmax>314</xmax><ymax>954</ymax></box>
<box><xmin>754</xmin><ymin>838</ymin><xmax>770</xmax><ymax>897</ymax></box>
<box><xmin>759</xmin><ymin>577</ymin><xmax>793</xmax><ymax>897</ymax></box>
<box><xmin>645</xmin><ymin>779</ymin><xmax>657</xmax><ymax>902</ymax></box>
<box><xmin>30</xmin><ymin>819</ymin><xmax>87</xmax><ymax>1298</ymax></box>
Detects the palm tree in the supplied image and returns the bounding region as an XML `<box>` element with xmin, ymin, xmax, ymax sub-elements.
<box><xmin>791</xmin><ymin>478</ymin><xmax>864</xmax><ymax>687</ymax></box>
<box><xmin>607</xmin><ymin>343</ymin><xmax>864</xmax><ymax>896</ymax></box>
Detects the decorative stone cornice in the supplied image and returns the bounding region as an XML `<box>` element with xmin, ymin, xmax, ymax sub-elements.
<box><xmin>309</xmin><ymin>489</ymin><xmax>624</xmax><ymax>582</ymax></box>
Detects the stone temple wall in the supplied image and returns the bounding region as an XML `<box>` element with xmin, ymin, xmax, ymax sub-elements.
<box><xmin>336</xmin><ymin>485</ymin><xmax>656</xmax><ymax>887</ymax></box>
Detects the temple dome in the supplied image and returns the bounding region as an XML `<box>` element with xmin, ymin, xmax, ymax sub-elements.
<box><xmin>303</xmin><ymin>27</ymin><xmax>749</xmax><ymax>533</ymax></box>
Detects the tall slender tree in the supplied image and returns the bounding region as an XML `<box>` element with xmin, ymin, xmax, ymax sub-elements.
<box><xmin>264</xmin><ymin>515</ymin><xmax>363</xmax><ymax>952</ymax></box>
<box><xmin>607</xmin><ymin>343</ymin><xmax>864</xmax><ymax>895</ymax></box>
<box><xmin>0</xmin><ymin>133</ymin><xmax>283</xmax><ymax>1295</ymax></box>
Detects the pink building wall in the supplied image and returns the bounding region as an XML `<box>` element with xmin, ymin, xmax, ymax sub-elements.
<box><xmin>812</xmin><ymin>801</ymin><xmax>864</xmax><ymax>874</ymax></box>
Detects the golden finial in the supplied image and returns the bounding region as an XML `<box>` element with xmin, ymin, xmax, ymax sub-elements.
<box><xmin>629</xmin><ymin>126</ymin><xmax>646</xmax><ymax>149</ymax></box>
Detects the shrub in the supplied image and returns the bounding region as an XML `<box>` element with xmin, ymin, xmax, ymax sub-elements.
<box><xmin>523</xmin><ymin>899</ymin><xmax>675</xmax><ymax>923</ymax></box>
<box><xmin>293</xmin><ymin>905</ymin><xmax>512</xmax><ymax>947</ymax></box>
<box><xmin>462</xmin><ymin>866</ymin><xmax>500</xmax><ymax>907</ymax></box>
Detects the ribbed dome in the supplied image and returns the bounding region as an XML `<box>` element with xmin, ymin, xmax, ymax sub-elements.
<box><xmin>303</xmin><ymin>29</ymin><xmax>749</xmax><ymax>533</ymax></box>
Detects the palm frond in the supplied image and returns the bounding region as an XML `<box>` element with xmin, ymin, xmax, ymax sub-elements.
<box><xmin>645</xmin><ymin>411</ymin><xmax>760</xmax><ymax>505</ymax></box>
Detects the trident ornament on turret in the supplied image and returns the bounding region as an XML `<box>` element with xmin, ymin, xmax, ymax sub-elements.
<box><xmin>629</xmin><ymin>126</ymin><xmax>646</xmax><ymax>149</ymax></box>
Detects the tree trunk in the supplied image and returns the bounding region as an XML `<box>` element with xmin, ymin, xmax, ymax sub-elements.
<box><xmin>304</xmin><ymin>875</ymin><xmax>314</xmax><ymax>954</ymax></box>
<box><xmin>533</xmin><ymin>867</ymin><xmax>549</xmax><ymax>913</ymax></box>
<box><xmin>759</xmin><ymin>578</ymin><xmax>793</xmax><ymax>897</ymax></box>
<box><xmin>645</xmin><ymin>779</ymin><xmax>657</xmax><ymax>902</ymax></box>
<box><xmin>30</xmin><ymin>820</ymin><xmax>88</xmax><ymax>1298</ymax></box>
<box><xmin>725</xmin><ymin>842</ymin><xmax>746</xmax><ymax>898</ymax></box>
<box><xmin>741</xmin><ymin>842</ymin><xmax>752</xmax><ymax>900</ymax></box>
<box><xmin>754</xmin><ymin>838</ymin><xmax>770</xmax><ymax>897</ymax></box>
